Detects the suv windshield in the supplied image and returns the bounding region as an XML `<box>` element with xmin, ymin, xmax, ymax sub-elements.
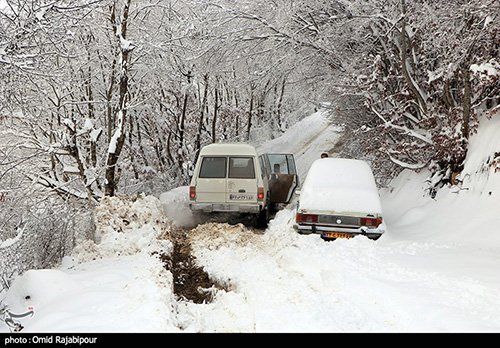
<box><xmin>229</xmin><ymin>157</ymin><xmax>255</xmax><ymax>179</ymax></box>
<box><xmin>199</xmin><ymin>157</ymin><xmax>226</xmax><ymax>178</ymax></box>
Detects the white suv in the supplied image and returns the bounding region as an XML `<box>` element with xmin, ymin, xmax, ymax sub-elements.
<box><xmin>189</xmin><ymin>143</ymin><xmax>298</xmax><ymax>226</ymax></box>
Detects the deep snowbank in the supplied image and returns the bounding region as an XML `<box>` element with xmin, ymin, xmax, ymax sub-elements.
<box><xmin>382</xmin><ymin>114</ymin><xmax>500</xmax><ymax>249</ymax></box>
<box><xmin>2</xmin><ymin>196</ymin><xmax>181</xmax><ymax>332</ymax></box>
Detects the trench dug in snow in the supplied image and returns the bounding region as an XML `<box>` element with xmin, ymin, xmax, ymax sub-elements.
<box><xmin>158</xmin><ymin>186</ymin><xmax>269</xmax><ymax>304</ymax></box>
<box><xmin>160</xmin><ymin>225</ymin><xmax>226</xmax><ymax>304</ymax></box>
<box><xmin>160</xmin><ymin>213</ymin><xmax>266</xmax><ymax>305</ymax></box>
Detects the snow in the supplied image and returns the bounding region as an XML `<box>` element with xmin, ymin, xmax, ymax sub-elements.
<box><xmin>120</xmin><ymin>37</ymin><xmax>134</xmax><ymax>52</ymax></box>
<box><xmin>298</xmin><ymin>158</ymin><xmax>383</xmax><ymax>214</ymax></box>
<box><xmin>108</xmin><ymin>111</ymin><xmax>123</xmax><ymax>154</ymax></box>
<box><xmin>2</xmin><ymin>110</ymin><xmax>500</xmax><ymax>333</ymax></box>
<box><xmin>0</xmin><ymin>228</ymin><xmax>24</xmax><ymax>249</ymax></box>
<box><xmin>470</xmin><ymin>60</ymin><xmax>499</xmax><ymax>78</ymax></box>
<box><xmin>256</xmin><ymin>110</ymin><xmax>344</xmax><ymax>178</ymax></box>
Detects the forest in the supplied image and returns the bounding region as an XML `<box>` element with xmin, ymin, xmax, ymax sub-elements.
<box><xmin>0</xmin><ymin>0</ymin><xmax>499</xmax><ymax>288</ymax></box>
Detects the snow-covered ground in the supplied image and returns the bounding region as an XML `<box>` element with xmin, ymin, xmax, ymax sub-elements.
<box><xmin>2</xmin><ymin>111</ymin><xmax>500</xmax><ymax>333</ymax></box>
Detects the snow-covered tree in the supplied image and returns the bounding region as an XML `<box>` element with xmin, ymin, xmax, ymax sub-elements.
<box><xmin>334</xmin><ymin>0</ymin><xmax>500</xmax><ymax>189</ymax></box>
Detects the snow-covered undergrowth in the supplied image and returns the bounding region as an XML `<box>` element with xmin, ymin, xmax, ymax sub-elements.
<box><xmin>1</xmin><ymin>111</ymin><xmax>500</xmax><ymax>333</ymax></box>
<box><xmin>1</xmin><ymin>196</ymin><xmax>181</xmax><ymax>332</ymax></box>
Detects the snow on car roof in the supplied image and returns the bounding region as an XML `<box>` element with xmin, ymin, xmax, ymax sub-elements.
<box><xmin>299</xmin><ymin>158</ymin><xmax>383</xmax><ymax>214</ymax></box>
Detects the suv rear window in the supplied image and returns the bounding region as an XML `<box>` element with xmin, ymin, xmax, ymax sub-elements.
<box><xmin>229</xmin><ymin>157</ymin><xmax>255</xmax><ymax>179</ymax></box>
<box><xmin>199</xmin><ymin>157</ymin><xmax>226</xmax><ymax>178</ymax></box>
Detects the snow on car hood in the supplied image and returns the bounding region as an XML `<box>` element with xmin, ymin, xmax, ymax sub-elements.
<box><xmin>298</xmin><ymin>158</ymin><xmax>383</xmax><ymax>215</ymax></box>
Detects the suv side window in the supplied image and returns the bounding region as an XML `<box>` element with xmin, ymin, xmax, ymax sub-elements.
<box><xmin>228</xmin><ymin>157</ymin><xmax>255</xmax><ymax>179</ymax></box>
<box><xmin>286</xmin><ymin>154</ymin><xmax>297</xmax><ymax>175</ymax></box>
<box><xmin>268</xmin><ymin>154</ymin><xmax>290</xmax><ymax>174</ymax></box>
<box><xmin>259</xmin><ymin>155</ymin><xmax>269</xmax><ymax>179</ymax></box>
<box><xmin>199</xmin><ymin>157</ymin><xmax>227</xmax><ymax>178</ymax></box>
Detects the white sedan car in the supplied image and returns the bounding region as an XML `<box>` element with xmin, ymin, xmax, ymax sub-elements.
<box><xmin>294</xmin><ymin>158</ymin><xmax>385</xmax><ymax>240</ymax></box>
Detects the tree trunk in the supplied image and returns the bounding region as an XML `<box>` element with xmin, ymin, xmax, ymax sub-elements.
<box><xmin>462</xmin><ymin>43</ymin><xmax>475</xmax><ymax>140</ymax></box>
<box><xmin>212</xmin><ymin>81</ymin><xmax>219</xmax><ymax>143</ymax></box>
<box><xmin>400</xmin><ymin>0</ymin><xmax>426</xmax><ymax>117</ymax></box>
<box><xmin>276</xmin><ymin>78</ymin><xmax>286</xmax><ymax>132</ymax></box>
<box><xmin>195</xmin><ymin>73</ymin><xmax>209</xmax><ymax>160</ymax></box>
<box><xmin>105</xmin><ymin>0</ymin><xmax>132</xmax><ymax>197</ymax></box>
<box><xmin>246</xmin><ymin>92</ymin><xmax>254</xmax><ymax>141</ymax></box>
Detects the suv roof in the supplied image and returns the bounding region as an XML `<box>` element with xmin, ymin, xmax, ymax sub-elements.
<box><xmin>200</xmin><ymin>143</ymin><xmax>258</xmax><ymax>156</ymax></box>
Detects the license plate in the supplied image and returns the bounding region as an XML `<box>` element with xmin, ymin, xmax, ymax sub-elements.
<box><xmin>322</xmin><ymin>232</ymin><xmax>353</xmax><ymax>239</ymax></box>
<box><xmin>229</xmin><ymin>194</ymin><xmax>253</xmax><ymax>201</ymax></box>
